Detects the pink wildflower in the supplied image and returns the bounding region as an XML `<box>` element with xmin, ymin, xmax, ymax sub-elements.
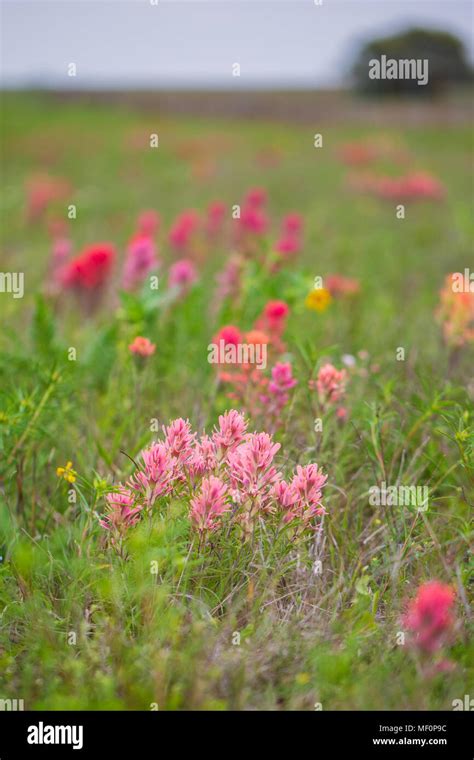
<box><xmin>100</xmin><ymin>487</ymin><xmax>142</xmax><ymax>532</ymax></box>
<box><xmin>169</xmin><ymin>258</ymin><xmax>198</xmax><ymax>292</ymax></box>
<box><xmin>273</xmin><ymin>463</ymin><xmax>327</xmax><ymax>525</ymax></box>
<box><xmin>281</xmin><ymin>212</ymin><xmax>303</xmax><ymax>237</ymax></box>
<box><xmin>136</xmin><ymin>209</ymin><xmax>160</xmax><ymax>237</ymax></box>
<box><xmin>212</xmin><ymin>410</ymin><xmax>248</xmax><ymax>455</ymax></box>
<box><xmin>187</xmin><ymin>435</ymin><xmax>218</xmax><ymax>481</ymax></box>
<box><xmin>403</xmin><ymin>581</ymin><xmax>456</xmax><ymax>655</ymax></box>
<box><xmin>291</xmin><ymin>464</ymin><xmax>327</xmax><ymax>520</ymax></box>
<box><xmin>128</xmin><ymin>336</ymin><xmax>156</xmax><ymax>357</ymax></box>
<box><xmin>123</xmin><ymin>235</ymin><xmax>159</xmax><ymax>290</ymax></box>
<box><xmin>239</xmin><ymin>205</ymin><xmax>268</xmax><ymax>236</ymax></box>
<box><xmin>271</xmin><ymin>480</ymin><xmax>300</xmax><ymax>523</ymax></box>
<box><xmin>190</xmin><ymin>476</ymin><xmax>230</xmax><ymax>535</ymax></box>
<box><xmin>169</xmin><ymin>210</ymin><xmax>199</xmax><ymax>250</ymax></box>
<box><xmin>275</xmin><ymin>236</ymin><xmax>301</xmax><ymax>257</ymax></box>
<box><xmin>214</xmin><ymin>254</ymin><xmax>244</xmax><ymax>310</ymax></box>
<box><xmin>163</xmin><ymin>418</ymin><xmax>196</xmax><ymax>464</ymax></box>
<box><xmin>312</xmin><ymin>363</ymin><xmax>347</xmax><ymax>405</ymax></box>
<box><xmin>268</xmin><ymin>362</ymin><xmax>297</xmax><ymax>395</ymax></box>
<box><xmin>227</xmin><ymin>432</ymin><xmax>281</xmax><ymax>509</ymax></box>
<box><xmin>130</xmin><ymin>442</ymin><xmax>174</xmax><ymax>506</ymax></box>
<box><xmin>245</xmin><ymin>187</ymin><xmax>267</xmax><ymax>208</ymax></box>
<box><xmin>326</xmin><ymin>274</ymin><xmax>360</xmax><ymax>298</ymax></box>
<box><xmin>206</xmin><ymin>200</ymin><xmax>226</xmax><ymax>238</ymax></box>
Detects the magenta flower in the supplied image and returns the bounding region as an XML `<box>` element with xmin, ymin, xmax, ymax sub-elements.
<box><xmin>268</xmin><ymin>362</ymin><xmax>297</xmax><ymax>395</ymax></box>
<box><xmin>245</xmin><ymin>187</ymin><xmax>267</xmax><ymax>208</ymax></box>
<box><xmin>123</xmin><ymin>235</ymin><xmax>159</xmax><ymax>290</ymax></box>
<box><xmin>168</xmin><ymin>258</ymin><xmax>198</xmax><ymax>292</ymax></box>
<box><xmin>239</xmin><ymin>205</ymin><xmax>268</xmax><ymax>236</ymax></box>
<box><xmin>275</xmin><ymin>236</ymin><xmax>301</xmax><ymax>257</ymax></box>
<box><xmin>168</xmin><ymin>210</ymin><xmax>199</xmax><ymax>250</ymax></box>
<box><xmin>281</xmin><ymin>212</ymin><xmax>303</xmax><ymax>236</ymax></box>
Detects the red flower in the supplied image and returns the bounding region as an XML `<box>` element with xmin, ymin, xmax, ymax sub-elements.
<box><xmin>403</xmin><ymin>581</ymin><xmax>456</xmax><ymax>654</ymax></box>
<box><xmin>61</xmin><ymin>243</ymin><xmax>115</xmax><ymax>289</ymax></box>
<box><xmin>213</xmin><ymin>325</ymin><xmax>243</xmax><ymax>347</ymax></box>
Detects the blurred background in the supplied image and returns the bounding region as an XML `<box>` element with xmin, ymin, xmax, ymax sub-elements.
<box><xmin>1</xmin><ymin>0</ymin><xmax>472</xmax><ymax>123</ymax></box>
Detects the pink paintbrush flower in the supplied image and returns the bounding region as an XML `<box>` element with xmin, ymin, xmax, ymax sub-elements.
<box><xmin>290</xmin><ymin>464</ymin><xmax>327</xmax><ymax>520</ymax></box>
<box><xmin>403</xmin><ymin>581</ymin><xmax>457</xmax><ymax>655</ymax></box>
<box><xmin>206</xmin><ymin>200</ymin><xmax>226</xmax><ymax>237</ymax></box>
<box><xmin>245</xmin><ymin>187</ymin><xmax>267</xmax><ymax>208</ymax></box>
<box><xmin>100</xmin><ymin>487</ymin><xmax>143</xmax><ymax>532</ymax></box>
<box><xmin>190</xmin><ymin>476</ymin><xmax>230</xmax><ymax>534</ymax></box>
<box><xmin>136</xmin><ymin>209</ymin><xmax>160</xmax><ymax>237</ymax></box>
<box><xmin>281</xmin><ymin>212</ymin><xmax>303</xmax><ymax>236</ymax></box>
<box><xmin>212</xmin><ymin>410</ymin><xmax>248</xmax><ymax>455</ymax></box>
<box><xmin>169</xmin><ymin>210</ymin><xmax>199</xmax><ymax>250</ymax></box>
<box><xmin>163</xmin><ymin>418</ymin><xmax>196</xmax><ymax>464</ymax></box>
<box><xmin>239</xmin><ymin>205</ymin><xmax>268</xmax><ymax>236</ymax></box>
<box><xmin>123</xmin><ymin>235</ymin><xmax>159</xmax><ymax>290</ymax></box>
<box><xmin>168</xmin><ymin>258</ymin><xmax>198</xmax><ymax>292</ymax></box>
<box><xmin>312</xmin><ymin>363</ymin><xmax>347</xmax><ymax>405</ymax></box>
<box><xmin>227</xmin><ymin>432</ymin><xmax>281</xmax><ymax>509</ymax></box>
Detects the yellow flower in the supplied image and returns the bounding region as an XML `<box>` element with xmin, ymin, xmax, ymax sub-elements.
<box><xmin>295</xmin><ymin>672</ymin><xmax>311</xmax><ymax>686</ymax></box>
<box><xmin>305</xmin><ymin>287</ymin><xmax>332</xmax><ymax>312</ymax></box>
<box><xmin>56</xmin><ymin>461</ymin><xmax>76</xmax><ymax>483</ymax></box>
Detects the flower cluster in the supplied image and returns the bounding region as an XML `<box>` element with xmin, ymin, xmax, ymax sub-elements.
<box><xmin>213</xmin><ymin>301</ymin><xmax>296</xmax><ymax>429</ymax></box>
<box><xmin>100</xmin><ymin>411</ymin><xmax>327</xmax><ymax>541</ymax></box>
<box><xmin>348</xmin><ymin>171</ymin><xmax>445</xmax><ymax>202</ymax></box>
<box><xmin>309</xmin><ymin>363</ymin><xmax>348</xmax><ymax>420</ymax></box>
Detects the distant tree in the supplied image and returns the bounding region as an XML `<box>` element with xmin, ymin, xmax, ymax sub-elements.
<box><xmin>352</xmin><ymin>27</ymin><xmax>472</xmax><ymax>95</ymax></box>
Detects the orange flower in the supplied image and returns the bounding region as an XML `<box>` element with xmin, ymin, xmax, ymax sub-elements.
<box><xmin>245</xmin><ymin>329</ymin><xmax>270</xmax><ymax>346</ymax></box>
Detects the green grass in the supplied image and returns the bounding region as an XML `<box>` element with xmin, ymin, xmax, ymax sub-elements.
<box><xmin>0</xmin><ymin>92</ymin><xmax>472</xmax><ymax>710</ymax></box>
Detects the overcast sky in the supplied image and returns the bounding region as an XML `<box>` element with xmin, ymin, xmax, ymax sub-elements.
<box><xmin>1</xmin><ymin>0</ymin><xmax>472</xmax><ymax>89</ymax></box>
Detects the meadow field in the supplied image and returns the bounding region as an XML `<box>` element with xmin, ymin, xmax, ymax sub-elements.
<box><xmin>0</xmin><ymin>91</ymin><xmax>472</xmax><ymax>711</ymax></box>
